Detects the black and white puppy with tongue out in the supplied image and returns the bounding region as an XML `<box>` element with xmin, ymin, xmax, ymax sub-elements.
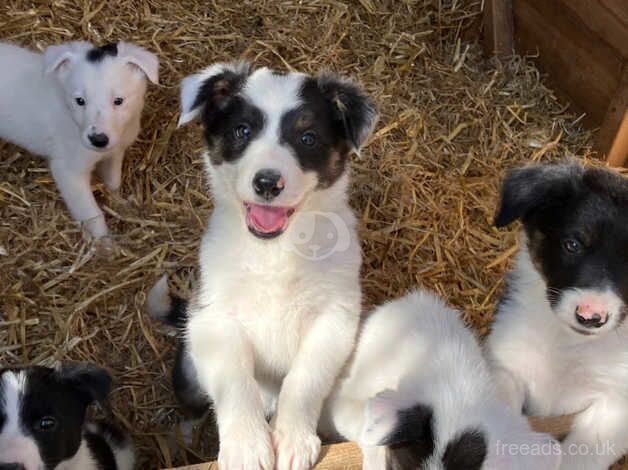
<box><xmin>0</xmin><ymin>363</ymin><xmax>134</xmax><ymax>470</ymax></box>
<box><xmin>487</xmin><ymin>162</ymin><xmax>628</xmax><ymax>470</ymax></box>
<box><xmin>151</xmin><ymin>62</ymin><xmax>377</xmax><ymax>470</ymax></box>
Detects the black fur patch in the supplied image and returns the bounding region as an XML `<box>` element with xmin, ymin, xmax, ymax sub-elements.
<box><xmin>0</xmin><ymin>365</ymin><xmax>112</xmax><ymax>469</ymax></box>
<box><xmin>495</xmin><ymin>163</ymin><xmax>628</xmax><ymax>322</ymax></box>
<box><xmin>442</xmin><ymin>428</ymin><xmax>487</xmax><ymax>470</ymax></box>
<box><xmin>86</xmin><ymin>43</ymin><xmax>118</xmax><ymax>62</ymax></box>
<box><xmin>172</xmin><ymin>341</ymin><xmax>211</xmax><ymax>419</ymax></box>
<box><xmin>383</xmin><ymin>404</ymin><xmax>435</xmax><ymax>470</ymax></box>
<box><xmin>84</xmin><ymin>430</ymin><xmax>118</xmax><ymax>470</ymax></box>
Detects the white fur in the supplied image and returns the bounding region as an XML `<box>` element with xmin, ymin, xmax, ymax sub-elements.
<box><xmin>487</xmin><ymin>237</ymin><xmax>628</xmax><ymax>469</ymax></box>
<box><xmin>320</xmin><ymin>290</ymin><xmax>561</xmax><ymax>470</ymax></box>
<box><xmin>180</xmin><ymin>66</ymin><xmax>365</xmax><ymax>470</ymax></box>
<box><xmin>0</xmin><ymin>41</ymin><xmax>158</xmax><ymax>239</ymax></box>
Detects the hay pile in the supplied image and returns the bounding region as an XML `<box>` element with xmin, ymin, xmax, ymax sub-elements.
<box><xmin>0</xmin><ymin>0</ymin><xmax>614</xmax><ymax>468</ymax></box>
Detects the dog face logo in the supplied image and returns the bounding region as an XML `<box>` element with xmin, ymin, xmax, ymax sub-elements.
<box><xmin>285</xmin><ymin>211</ymin><xmax>351</xmax><ymax>260</ymax></box>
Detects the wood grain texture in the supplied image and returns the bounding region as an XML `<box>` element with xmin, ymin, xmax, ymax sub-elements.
<box><xmin>513</xmin><ymin>0</ymin><xmax>624</xmax><ymax>125</ymax></box>
<box><xmin>482</xmin><ymin>0</ymin><xmax>514</xmax><ymax>58</ymax></box>
<box><xmin>597</xmin><ymin>64</ymin><xmax>628</xmax><ymax>166</ymax></box>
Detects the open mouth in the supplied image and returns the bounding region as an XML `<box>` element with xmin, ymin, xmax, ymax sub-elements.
<box><xmin>244</xmin><ymin>202</ymin><xmax>295</xmax><ymax>239</ymax></box>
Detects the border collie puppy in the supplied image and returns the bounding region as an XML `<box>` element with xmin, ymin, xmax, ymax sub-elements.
<box><xmin>0</xmin><ymin>363</ymin><xmax>134</xmax><ymax>470</ymax></box>
<box><xmin>318</xmin><ymin>290</ymin><xmax>561</xmax><ymax>470</ymax></box>
<box><xmin>486</xmin><ymin>162</ymin><xmax>628</xmax><ymax>470</ymax></box>
<box><xmin>148</xmin><ymin>62</ymin><xmax>377</xmax><ymax>470</ymax></box>
<box><xmin>0</xmin><ymin>41</ymin><xmax>158</xmax><ymax>240</ymax></box>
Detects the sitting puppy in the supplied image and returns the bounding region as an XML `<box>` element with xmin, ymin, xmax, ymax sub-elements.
<box><xmin>0</xmin><ymin>41</ymin><xmax>158</xmax><ymax>239</ymax></box>
<box><xmin>147</xmin><ymin>62</ymin><xmax>377</xmax><ymax>470</ymax></box>
<box><xmin>486</xmin><ymin>162</ymin><xmax>628</xmax><ymax>470</ymax></box>
<box><xmin>319</xmin><ymin>290</ymin><xmax>561</xmax><ymax>470</ymax></box>
<box><xmin>0</xmin><ymin>363</ymin><xmax>134</xmax><ymax>470</ymax></box>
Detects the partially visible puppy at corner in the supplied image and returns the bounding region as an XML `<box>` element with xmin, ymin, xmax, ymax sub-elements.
<box><xmin>486</xmin><ymin>161</ymin><xmax>628</xmax><ymax>470</ymax></box>
<box><xmin>0</xmin><ymin>41</ymin><xmax>158</xmax><ymax>241</ymax></box>
<box><xmin>0</xmin><ymin>362</ymin><xmax>134</xmax><ymax>470</ymax></box>
<box><xmin>318</xmin><ymin>290</ymin><xmax>561</xmax><ymax>470</ymax></box>
<box><xmin>147</xmin><ymin>62</ymin><xmax>377</xmax><ymax>470</ymax></box>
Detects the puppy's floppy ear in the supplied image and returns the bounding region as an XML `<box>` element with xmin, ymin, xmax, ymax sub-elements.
<box><xmin>316</xmin><ymin>72</ymin><xmax>378</xmax><ymax>155</ymax></box>
<box><xmin>360</xmin><ymin>390</ymin><xmax>433</xmax><ymax>447</ymax></box>
<box><xmin>494</xmin><ymin>162</ymin><xmax>583</xmax><ymax>228</ymax></box>
<box><xmin>178</xmin><ymin>61</ymin><xmax>250</xmax><ymax>127</ymax></box>
<box><xmin>57</xmin><ymin>362</ymin><xmax>112</xmax><ymax>405</ymax></box>
<box><xmin>44</xmin><ymin>41</ymin><xmax>93</xmax><ymax>74</ymax></box>
<box><xmin>118</xmin><ymin>42</ymin><xmax>159</xmax><ymax>84</ymax></box>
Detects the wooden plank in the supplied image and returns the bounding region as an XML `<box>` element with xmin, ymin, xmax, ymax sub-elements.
<box><xmin>482</xmin><ymin>0</ymin><xmax>514</xmax><ymax>58</ymax></box>
<box><xmin>513</xmin><ymin>0</ymin><xmax>624</xmax><ymax>125</ymax></box>
<box><xmin>558</xmin><ymin>0</ymin><xmax>628</xmax><ymax>59</ymax></box>
<box><xmin>165</xmin><ymin>415</ymin><xmax>576</xmax><ymax>470</ymax></box>
<box><xmin>596</xmin><ymin>63</ymin><xmax>628</xmax><ymax>166</ymax></box>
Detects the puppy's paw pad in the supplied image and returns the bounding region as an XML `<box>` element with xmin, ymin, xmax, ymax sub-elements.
<box><xmin>273</xmin><ymin>427</ymin><xmax>321</xmax><ymax>470</ymax></box>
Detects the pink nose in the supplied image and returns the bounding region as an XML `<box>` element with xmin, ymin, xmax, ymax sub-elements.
<box><xmin>575</xmin><ymin>302</ymin><xmax>609</xmax><ymax>328</ymax></box>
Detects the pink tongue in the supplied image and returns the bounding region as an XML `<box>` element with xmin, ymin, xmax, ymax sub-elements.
<box><xmin>248</xmin><ymin>205</ymin><xmax>288</xmax><ymax>233</ymax></box>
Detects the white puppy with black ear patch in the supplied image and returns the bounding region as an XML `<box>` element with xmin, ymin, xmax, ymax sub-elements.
<box><xmin>0</xmin><ymin>41</ymin><xmax>158</xmax><ymax>239</ymax></box>
<box><xmin>148</xmin><ymin>62</ymin><xmax>377</xmax><ymax>470</ymax></box>
<box><xmin>319</xmin><ymin>290</ymin><xmax>561</xmax><ymax>470</ymax></box>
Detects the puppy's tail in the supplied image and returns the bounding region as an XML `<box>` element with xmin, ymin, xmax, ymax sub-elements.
<box><xmin>145</xmin><ymin>274</ymin><xmax>188</xmax><ymax>329</ymax></box>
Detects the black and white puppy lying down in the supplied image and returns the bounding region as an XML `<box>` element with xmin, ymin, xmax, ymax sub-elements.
<box><xmin>149</xmin><ymin>63</ymin><xmax>377</xmax><ymax>470</ymax></box>
<box><xmin>0</xmin><ymin>363</ymin><xmax>134</xmax><ymax>470</ymax></box>
<box><xmin>487</xmin><ymin>162</ymin><xmax>628</xmax><ymax>470</ymax></box>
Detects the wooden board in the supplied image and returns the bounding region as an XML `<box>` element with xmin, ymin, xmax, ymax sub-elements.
<box><xmin>166</xmin><ymin>415</ymin><xmax>576</xmax><ymax>470</ymax></box>
<box><xmin>512</xmin><ymin>0</ymin><xmax>624</xmax><ymax>125</ymax></box>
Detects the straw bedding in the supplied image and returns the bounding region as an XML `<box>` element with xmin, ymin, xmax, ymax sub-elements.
<box><xmin>0</xmin><ymin>0</ymin><xmax>621</xmax><ymax>468</ymax></box>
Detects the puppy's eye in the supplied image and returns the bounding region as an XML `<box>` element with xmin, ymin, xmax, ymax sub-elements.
<box><xmin>563</xmin><ymin>238</ymin><xmax>583</xmax><ymax>254</ymax></box>
<box><xmin>75</xmin><ymin>97</ymin><xmax>86</xmax><ymax>106</ymax></box>
<box><xmin>113</xmin><ymin>97</ymin><xmax>124</xmax><ymax>106</ymax></box>
<box><xmin>300</xmin><ymin>131</ymin><xmax>316</xmax><ymax>146</ymax></box>
<box><xmin>36</xmin><ymin>416</ymin><xmax>57</xmax><ymax>431</ymax></box>
<box><xmin>234</xmin><ymin>124</ymin><xmax>251</xmax><ymax>140</ymax></box>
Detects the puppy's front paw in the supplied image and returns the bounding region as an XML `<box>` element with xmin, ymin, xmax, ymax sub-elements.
<box><xmin>273</xmin><ymin>426</ymin><xmax>321</xmax><ymax>470</ymax></box>
<box><xmin>218</xmin><ymin>422</ymin><xmax>274</xmax><ymax>470</ymax></box>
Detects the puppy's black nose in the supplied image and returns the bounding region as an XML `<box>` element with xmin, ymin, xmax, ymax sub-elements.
<box><xmin>88</xmin><ymin>133</ymin><xmax>109</xmax><ymax>148</ymax></box>
<box><xmin>253</xmin><ymin>169</ymin><xmax>284</xmax><ymax>200</ymax></box>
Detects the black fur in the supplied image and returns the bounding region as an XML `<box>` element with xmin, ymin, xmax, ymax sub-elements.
<box><xmin>441</xmin><ymin>428</ymin><xmax>487</xmax><ymax>470</ymax></box>
<box><xmin>86</xmin><ymin>43</ymin><xmax>118</xmax><ymax>62</ymax></box>
<box><xmin>382</xmin><ymin>404</ymin><xmax>435</xmax><ymax>470</ymax></box>
<box><xmin>172</xmin><ymin>341</ymin><xmax>211</xmax><ymax>420</ymax></box>
<box><xmin>0</xmin><ymin>364</ymin><xmax>113</xmax><ymax>469</ymax></box>
<box><xmin>495</xmin><ymin>162</ymin><xmax>628</xmax><ymax>326</ymax></box>
<box><xmin>84</xmin><ymin>430</ymin><xmax>118</xmax><ymax>470</ymax></box>
<box><xmin>164</xmin><ymin>294</ymin><xmax>188</xmax><ymax>329</ymax></box>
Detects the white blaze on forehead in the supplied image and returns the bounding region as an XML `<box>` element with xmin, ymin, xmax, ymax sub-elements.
<box><xmin>242</xmin><ymin>68</ymin><xmax>306</xmax><ymax>138</ymax></box>
<box><xmin>0</xmin><ymin>371</ymin><xmax>44</xmax><ymax>469</ymax></box>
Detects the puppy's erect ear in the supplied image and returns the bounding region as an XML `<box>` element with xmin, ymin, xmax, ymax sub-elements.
<box><xmin>316</xmin><ymin>72</ymin><xmax>378</xmax><ymax>155</ymax></box>
<box><xmin>360</xmin><ymin>390</ymin><xmax>433</xmax><ymax>447</ymax></box>
<box><xmin>118</xmin><ymin>42</ymin><xmax>159</xmax><ymax>84</ymax></box>
<box><xmin>494</xmin><ymin>162</ymin><xmax>583</xmax><ymax>228</ymax></box>
<box><xmin>58</xmin><ymin>362</ymin><xmax>112</xmax><ymax>405</ymax></box>
<box><xmin>178</xmin><ymin>61</ymin><xmax>251</xmax><ymax>127</ymax></box>
<box><xmin>44</xmin><ymin>41</ymin><xmax>93</xmax><ymax>74</ymax></box>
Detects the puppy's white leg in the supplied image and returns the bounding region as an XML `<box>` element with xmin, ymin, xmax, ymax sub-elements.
<box><xmin>558</xmin><ymin>398</ymin><xmax>628</xmax><ymax>470</ymax></box>
<box><xmin>97</xmin><ymin>150</ymin><xmax>125</xmax><ymax>193</ymax></box>
<box><xmin>273</xmin><ymin>305</ymin><xmax>359</xmax><ymax>470</ymax></box>
<box><xmin>361</xmin><ymin>446</ymin><xmax>387</xmax><ymax>470</ymax></box>
<box><xmin>50</xmin><ymin>161</ymin><xmax>108</xmax><ymax>239</ymax></box>
<box><xmin>188</xmin><ymin>316</ymin><xmax>274</xmax><ymax>470</ymax></box>
<box><xmin>491</xmin><ymin>365</ymin><xmax>527</xmax><ymax>413</ymax></box>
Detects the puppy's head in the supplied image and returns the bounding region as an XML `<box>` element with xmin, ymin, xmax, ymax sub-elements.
<box><xmin>44</xmin><ymin>41</ymin><xmax>158</xmax><ymax>152</ymax></box>
<box><xmin>178</xmin><ymin>62</ymin><xmax>377</xmax><ymax>240</ymax></box>
<box><xmin>0</xmin><ymin>363</ymin><xmax>112</xmax><ymax>470</ymax></box>
<box><xmin>495</xmin><ymin>162</ymin><xmax>628</xmax><ymax>336</ymax></box>
<box><xmin>360</xmin><ymin>392</ymin><xmax>560</xmax><ymax>470</ymax></box>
